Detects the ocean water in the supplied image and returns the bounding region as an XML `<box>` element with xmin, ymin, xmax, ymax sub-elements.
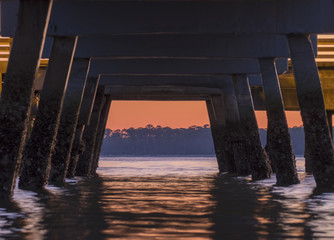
<box><xmin>0</xmin><ymin>156</ymin><xmax>333</xmax><ymax>239</ymax></box>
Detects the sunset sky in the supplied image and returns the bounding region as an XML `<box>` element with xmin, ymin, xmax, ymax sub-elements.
<box><xmin>106</xmin><ymin>101</ymin><xmax>304</xmax><ymax>130</ymax></box>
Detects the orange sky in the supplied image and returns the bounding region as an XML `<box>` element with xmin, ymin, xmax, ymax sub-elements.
<box><xmin>106</xmin><ymin>101</ymin><xmax>304</xmax><ymax>130</ymax></box>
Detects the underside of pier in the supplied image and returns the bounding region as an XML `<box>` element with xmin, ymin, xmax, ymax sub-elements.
<box><xmin>0</xmin><ymin>0</ymin><xmax>333</xmax><ymax>198</ymax></box>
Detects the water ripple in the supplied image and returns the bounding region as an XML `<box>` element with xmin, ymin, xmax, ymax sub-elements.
<box><xmin>0</xmin><ymin>157</ymin><xmax>333</xmax><ymax>239</ymax></box>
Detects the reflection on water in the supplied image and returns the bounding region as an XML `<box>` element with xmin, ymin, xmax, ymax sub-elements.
<box><xmin>0</xmin><ymin>157</ymin><xmax>334</xmax><ymax>239</ymax></box>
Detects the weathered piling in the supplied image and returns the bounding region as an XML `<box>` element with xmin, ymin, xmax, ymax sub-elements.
<box><xmin>90</xmin><ymin>96</ymin><xmax>112</xmax><ymax>176</ymax></box>
<box><xmin>67</xmin><ymin>76</ymin><xmax>100</xmax><ymax>178</ymax></box>
<box><xmin>49</xmin><ymin>58</ymin><xmax>91</xmax><ymax>184</ymax></box>
<box><xmin>19</xmin><ymin>36</ymin><xmax>77</xmax><ymax>190</ymax></box>
<box><xmin>0</xmin><ymin>0</ymin><xmax>52</xmax><ymax>197</ymax></box>
<box><xmin>206</xmin><ymin>99</ymin><xmax>227</xmax><ymax>172</ymax></box>
<box><xmin>233</xmin><ymin>74</ymin><xmax>271</xmax><ymax>180</ymax></box>
<box><xmin>327</xmin><ymin>110</ymin><xmax>333</xmax><ymax>139</ymax></box>
<box><xmin>211</xmin><ymin>95</ymin><xmax>237</xmax><ymax>173</ymax></box>
<box><xmin>222</xmin><ymin>77</ymin><xmax>249</xmax><ymax>175</ymax></box>
<box><xmin>259</xmin><ymin>58</ymin><xmax>299</xmax><ymax>186</ymax></box>
<box><xmin>288</xmin><ymin>34</ymin><xmax>334</xmax><ymax>188</ymax></box>
<box><xmin>67</xmin><ymin>125</ymin><xmax>85</xmax><ymax>178</ymax></box>
<box><xmin>76</xmin><ymin>86</ymin><xmax>106</xmax><ymax>176</ymax></box>
<box><xmin>304</xmin><ymin>140</ymin><xmax>312</xmax><ymax>174</ymax></box>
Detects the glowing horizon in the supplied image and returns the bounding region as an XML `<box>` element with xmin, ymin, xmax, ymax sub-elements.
<box><xmin>106</xmin><ymin>101</ymin><xmax>304</xmax><ymax>130</ymax></box>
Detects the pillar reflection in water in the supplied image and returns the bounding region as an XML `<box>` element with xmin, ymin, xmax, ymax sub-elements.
<box><xmin>0</xmin><ymin>157</ymin><xmax>332</xmax><ymax>238</ymax></box>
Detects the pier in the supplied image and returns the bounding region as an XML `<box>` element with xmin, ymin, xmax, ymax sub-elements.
<box><xmin>0</xmin><ymin>0</ymin><xmax>334</xmax><ymax>198</ymax></box>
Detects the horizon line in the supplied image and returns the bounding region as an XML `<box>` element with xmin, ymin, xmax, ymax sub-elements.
<box><xmin>106</xmin><ymin>124</ymin><xmax>305</xmax><ymax>131</ymax></box>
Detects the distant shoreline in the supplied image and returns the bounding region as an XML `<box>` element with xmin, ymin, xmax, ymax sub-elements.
<box><xmin>101</xmin><ymin>155</ymin><xmax>216</xmax><ymax>157</ymax></box>
<box><xmin>101</xmin><ymin>126</ymin><xmax>307</xmax><ymax>156</ymax></box>
<box><xmin>100</xmin><ymin>154</ymin><xmax>305</xmax><ymax>158</ymax></box>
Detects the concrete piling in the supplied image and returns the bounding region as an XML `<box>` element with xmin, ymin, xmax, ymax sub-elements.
<box><xmin>327</xmin><ymin>110</ymin><xmax>333</xmax><ymax>139</ymax></box>
<box><xmin>0</xmin><ymin>0</ymin><xmax>53</xmax><ymax>198</ymax></box>
<box><xmin>19</xmin><ymin>36</ymin><xmax>77</xmax><ymax>190</ymax></box>
<box><xmin>208</xmin><ymin>95</ymin><xmax>237</xmax><ymax>173</ymax></box>
<box><xmin>210</xmin><ymin>95</ymin><xmax>237</xmax><ymax>173</ymax></box>
<box><xmin>222</xmin><ymin>78</ymin><xmax>249</xmax><ymax>175</ymax></box>
<box><xmin>233</xmin><ymin>74</ymin><xmax>272</xmax><ymax>180</ymax></box>
<box><xmin>259</xmin><ymin>58</ymin><xmax>299</xmax><ymax>186</ymax></box>
<box><xmin>303</xmin><ymin>112</ymin><xmax>332</xmax><ymax>175</ymax></box>
<box><xmin>288</xmin><ymin>34</ymin><xmax>334</xmax><ymax>188</ymax></box>
<box><xmin>206</xmin><ymin>99</ymin><xmax>227</xmax><ymax>172</ymax></box>
<box><xmin>67</xmin><ymin>76</ymin><xmax>100</xmax><ymax>178</ymax></box>
<box><xmin>76</xmin><ymin>86</ymin><xmax>106</xmax><ymax>176</ymax></box>
<box><xmin>67</xmin><ymin>125</ymin><xmax>85</xmax><ymax>178</ymax></box>
<box><xmin>90</xmin><ymin>96</ymin><xmax>112</xmax><ymax>176</ymax></box>
<box><xmin>49</xmin><ymin>58</ymin><xmax>91</xmax><ymax>184</ymax></box>
<box><xmin>304</xmin><ymin>139</ymin><xmax>312</xmax><ymax>174</ymax></box>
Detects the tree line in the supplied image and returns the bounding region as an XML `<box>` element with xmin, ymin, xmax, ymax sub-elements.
<box><xmin>100</xmin><ymin>124</ymin><xmax>307</xmax><ymax>156</ymax></box>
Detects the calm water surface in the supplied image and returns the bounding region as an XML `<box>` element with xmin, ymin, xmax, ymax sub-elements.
<box><xmin>0</xmin><ymin>157</ymin><xmax>334</xmax><ymax>239</ymax></box>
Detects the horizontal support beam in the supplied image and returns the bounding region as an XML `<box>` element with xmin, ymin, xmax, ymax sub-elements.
<box><xmin>108</xmin><ymin>95</ymin><xmax>209</xmax><ymax>101</ymax></box>
<box><xmin>98</xmin><ymin>73</ymin><xmax>278</xmax><ymax>87</ymax></box>
<box><xmin>100</xmin><ymin>70</ymin><xmax>334</xmax><ymax>111</ymax></box>
<box><xmin>101</xmin><ymin>78</ymin><xmax>264</xmax><ymax>109</ymax></box>
<box><xmin>103</xmin><ymin>88</ymin><xmax>266</xmax><ymax>110</ymax></box>
<box><xmin>3</xmin><ymin>1</ymin><xmax>333</xmax><ymax>36</ymax></box>
<box><xmin>45</xmin><ymin>0</ymin><xmax>334</xmax><ymax>35</ymax></box>
<box><xmin>102</xmin><ymin>85</ymin><xmax>265</xmax><ymax>110</ymax></box>
<box><xmin>99</xmin><ymin>75</ymin><xmax>231</xmax><ymax>88</ymax></box>
<box><xmin>89</xmin><ymin>59</ymin><xmax>260</xmax><ymax>75</ymax></box>
<box><xmin>104</xmin><ymin>85</ymin><xmax>223</xmax><ymax>96</ymax></box>
<box><xmin>72</xmin><ymin>34</ymin><xmax>290</xmax><ymax>58</ymax></box>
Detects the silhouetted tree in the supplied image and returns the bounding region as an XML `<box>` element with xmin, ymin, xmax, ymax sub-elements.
<box><xmin>101</xmin><ymin>125</ymin><xmax>214</xmax><ymax>156</ymax></box>
<box><xmin>100</xmin><ymin>125</ymin><xmax>306</xmax><ymax>156</ymax></box>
